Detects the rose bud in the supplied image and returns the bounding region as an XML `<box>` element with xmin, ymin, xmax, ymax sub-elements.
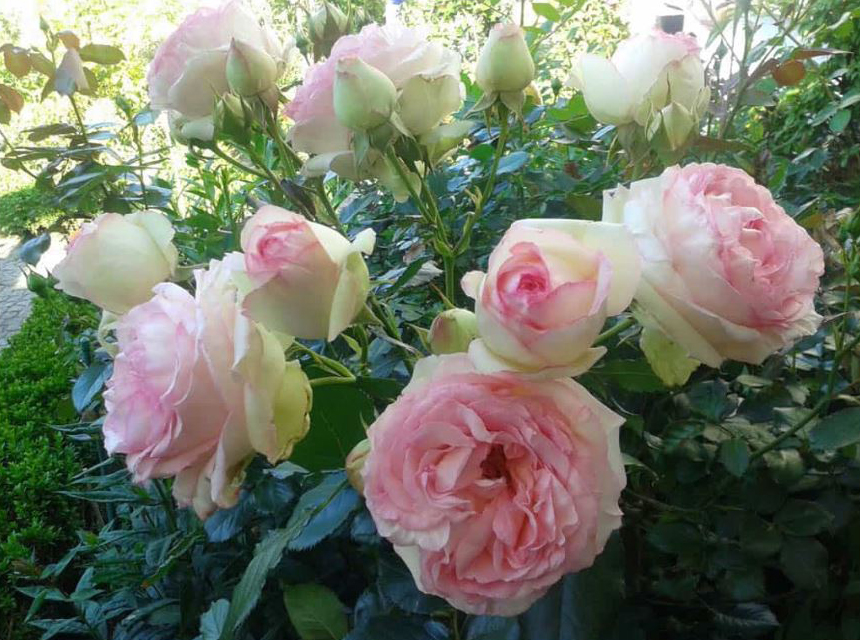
<box><xmin>476</xmin><ymin>23</ymin><xmax>535</xmax><ymax>94</ymax></box>
<box><xmin>235</xmin><ymin>205</ymin><xmax>375</xmax><ymax>340</ymax></box>
<box><xmin>428</xmin><ymin>308</ymin><xmax>478</xmax><ymax>355</ymax></box>
<box><xmin>226</xmin><ymin>38</ymin><xmax>278</xmax><ymax>97</ymax></box>
<box><xmin>333</xmin><ymin>56</ymin><xmax>397</xmax><ymax>130</ymax></box>
<box><xmin>345</xmin><ymin>438</ymin><xmax>370</xmax><ymax>494</ymax></box>
<box><xmin>54</xmin><ymin>210</ymin><xmax>178</xmax><ymax>314</ymax></box>
<box><xmin>309</xmin><ymin>1</ymin><xmax>349</xmax><ymax>58</ymax></box>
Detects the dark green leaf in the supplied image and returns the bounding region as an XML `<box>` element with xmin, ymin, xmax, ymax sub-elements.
<box><xmin>646</xmin><ymin>522</ymin><xmax>702</xmax><ymax>555</ymax></box>
<box><xmin>204</xmin><ymin>495</ymin><xmax>253</xmax><ymax>543</ymax></box>
<box><xmin>466</xmin><ymin>617</ymin><xmax>520</xmax><ymax>640</ymax></box>
<box><xmin>774</xmin><ymin>500</ymin><xmax>833</xmax><ymax>536</ymax></box>
<box><xmin>713</xmin><ymin>603</ymin><xmax>778</xmax><ymax>638</ymax></box>
<box><xmin>283</xmin><ymin>583</ymin><xmax>348</xmax><ymax>640</ymax></box>
<box><xmin>218</xmin><ymin>528</ymin><xmax>292</xmax><ymax>640</ymax></box>
<box><xmin>378</xmin><ymin>552</ymin><xmax>445</xmax><ymax>615</ymax></box>
<box><xmin>519</xmin><ymin>533</ymin><xmax>624</xmax><ymax>640</ymax></box>
<box><xmin>593</xmin><ymin>360</ymin><xmax>665</xmax><ymax>393</ymax></box>
<box><xmin>290</xmin><ymin>385</ymin><xmax>373</xmax><ymax>471</ymax></box>
<box><xmin>682</xmin><ymin>380</ymin><xmax>735</xmax><ymax>422</ymax></box>
<box><xmin>809</xmin><ymin>408</ymin><xmax>860</xmax><ymax>450</ymax></box>
<box><xmin>719</xmin><ymin>439</ymin><xmax>750</xmax><ymax>477</ymax></box>
<box><xmin>780</xmin><ymin>537</ymin><xmax>828</xmax><ymax>589</ymax></box>
<box><xmin>286</xmin><ymin>472</ymin><xmax>358</xmax><ymax>550</ymax></box>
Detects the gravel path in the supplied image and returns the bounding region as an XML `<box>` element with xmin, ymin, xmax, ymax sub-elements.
<box><xmin>0</xmin><ymin>234</ymin><xmax>67</xmax><ymax>350</ymax></box>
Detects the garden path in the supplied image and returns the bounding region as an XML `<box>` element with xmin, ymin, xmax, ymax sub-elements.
<box><xmin>0</xmin><ymin>234</ymin><xmax>66</xmax><ymax>350</ymax></box>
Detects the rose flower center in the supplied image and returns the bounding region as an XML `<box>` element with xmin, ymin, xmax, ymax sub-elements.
<box><xmin>480</xmin><ymin>443</ymin><xmax>510</xmax><ymax>481</ymax></box>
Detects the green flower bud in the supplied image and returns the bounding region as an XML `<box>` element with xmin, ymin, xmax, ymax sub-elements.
<box><xmin>333</xmin><ymin>56</ymin><xmax>397</xmax><ymax>131</ymax></box>
<box><xmin>345</xmin><ymin>438</ymin><xmax>370</xmax><ymax>495</ymax></box>
<box><xmin>309</xmin><ymin>2</ymin><xmax>349</xmax><ymax>58</ymax></box>
<box><xmin>476</xmin><ymin>23</ymin><xmax>535</xmax><ymax>94</ymax></box>
<box><xmin>429</xmin><ymin>308</ymin><xmax>478</xmax><ymax>355</ymax></box>
<box><xmin>226</xmin><ymin>38</ymin><xmax>278</xmax><ymax>96</ymax></box>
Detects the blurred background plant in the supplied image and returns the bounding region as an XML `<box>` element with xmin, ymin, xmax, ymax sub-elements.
<box><xmin>0</xmin><ymin>1</ymin><xmax>858</xmax><ymax>639</ymax></box>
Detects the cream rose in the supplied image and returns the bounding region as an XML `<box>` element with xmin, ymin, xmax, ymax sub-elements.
<box><xmin>567</xmin><ymin>30</ymin><xmax>709</xmax><ymax>146</ymax></box>
<box><xmin>603</xmin><ymin>163</ymin><xmax>825</xmax><ymax>366</ymax></box>
<box><xmin>54</xmin><ymin>210</ymin><xmax>178</xmax><ymax>314</ymax></box>
<box><xmin>462</xmin><ymin>220</ymin><xmax>640</xmax><ymax>377</ymax></box>
<box><xmin>234</xmin><ymin>205</ymin><xmax>375</xmax><ymax>341</ymax></box>
<box><xmin>147</xmin><ymin>0</ymin><xmax>292</xmax><ymax>141</ymax></box>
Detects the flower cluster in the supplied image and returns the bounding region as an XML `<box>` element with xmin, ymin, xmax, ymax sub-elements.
<box><xmin>49</xmin><ymin>0</ymin><xmax>825</xmax><ymax>619</ymax></box>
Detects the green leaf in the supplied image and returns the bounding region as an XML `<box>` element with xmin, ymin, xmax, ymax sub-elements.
<box><xmin>780</xmin><ymin>537</ymin><xmax>828</xmax><ymax>589</ymax></box>
<box><xmin>204</xmin><ymin>495</ymin><xmax>253</xmax><ymax>543</ymax></box>
<box><xmin>72</xmin><ymin>360</ymin><xmax>111</xmax><ymax>412</ymax></box>
<box><xmin>682</xmin><ymin>380</ymin><xmax>735</xmax><ymax>422</ymax></box>
<box><xmin>218</xmin><ymin>528</ymin><xmax>292</xmax><ymax>640</ymax></box>
<box><xmin>283</xmin><ymin>583</ymin><xmax>348</xmax><ymax>640</ymax></box>
<box><xmin>593</xmin><ymin>360</ymin><xmax>665</xmax><ymax>393</ymax></box>
<box><xmin>290</xmin><ymin>384</ymin><xmax>373</xmax><ymax>471</ymax></box>
<box><xmin>519</xmin><ymin>533</ymin><xmax>625</xmax><ymax>639</ymax></box>
<box><xmin>774</xmin><ymin>499</ymin><xmax>833</xmax><ymax>536</ymax></box>
<box><xmin>469</xmin><ymin>143</ymin><xmax>495</xmax><ymax>162</ymax></box>
<box><xmin>645</xmin><ymin>522</ymin><xmax>702</xmax><ymax>555</ymax></box>
<box><xmin>286</xmin><ymin>472</ymin><xmax>358</xmax><ymax>550</ymax></box>
<box><xmin>466</xmin><ymin>617</ymin><xmax>520</xmax><ymax>640</ymax></box>
<box><xmin>532</xmin><ymin>3</ymin><xmax>562</xmax><ymax>21</ymax></box>
<box><xmin>78</xmin><ymin>44</ymin><xmax>125</xmax><ymax>64</ymax></box>
<box><xmin>386</xmin><ymin>259</ymin><xmax>427</xmax><ymax>297</ymax></box>
<box><xmin>496</xmin><ymin>151</ymin><xmax>529</xmax><ymax>175</ymax></box>
<box><xmin>639</xmin><ymin>325</ymin><xmax>699</xmax><ymax>387</ymax></box>
<box><xmin>830</xmin><ymin>109</ymin><xmax>851</xmax><ymax>133</ymax></box>
<box><xmin>201</xmin><ymin>600</ymin><xmax>229</xmax><ymax>640</ymax></box>
<box><xmin>740</xmin><ymin>516</ymin><xmax>782</xmax><ymax>558</ymax></box>
<box><xmin>719</xmin><ymin>439</ymin><xmax>751</xmax><ymax>477</ymax></box>
<box><xmin>378</xmin><ymin>552</ymin><xmax>445</xmax><ymax>615</ymax></box>
<box><xmin>809</xmin><ymin>408</ymin><xmax>860</xmax><ymax>450</ymax></box>
<box><xmin>713</xmin><ymin>603</ymin><xmax>778</xmax><ymax>637</ymax></box>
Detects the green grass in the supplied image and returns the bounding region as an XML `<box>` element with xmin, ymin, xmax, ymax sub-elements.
<box><xmin>0</xmin><ymin>186</ymin><xmax>63</xmax><ymax>238</ymax></box>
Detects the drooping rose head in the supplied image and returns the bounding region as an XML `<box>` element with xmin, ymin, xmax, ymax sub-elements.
<box><xmin>54</xmin><ymin>210</ymin><xmax>178</xmax><ymax>314</ymax></box>
<box><xmin>148</xmin><ymin>0</ymin><xmax>292</xmax><ymax>141</ymax></box>
<box><xmin>235</xmin><ymin>205</ymin><xmax>375</xmax><ymax>341</ymax></box>
<box><xmin>285</xmin><ymin>23</ymin><xmax>462</xmax><ymax>175</ymax></box>
<box><xmin>604</xmin><ymin>163</ymin><xmax>825</xmax><ymax>366</ymax></box>
<box><xmin>475</xmin><ymin>23</ymin><xmax>535</xmax><ymax>94</ymax></box>
<box><xmin>363</xmin><ymin>354</ymin><xmax>626</xmax><ymax>616</ymax></box>
<box><xmin>567</xmin><ymin>30</ymin><xmax>708</xmax><ymax>139</ymax></box>
<box><xmin>103</xmin><ymin>254</ymin><xmax>312</xmax><ymax>519</ymax></box>
<box><xmin>462</xmin><ymin>220</ymin><xmax>640</xmax><ymax>376</ymax></box>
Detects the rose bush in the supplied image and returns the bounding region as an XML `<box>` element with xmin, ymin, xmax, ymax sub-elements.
<box><xmin>5</xmin><ymin>1</ymin><xmax>851</xmax><ymax>638</ymax></box>
<box><xmin>603</xmin><ymin>163</ymin><xmax>825</xmax><ymax>366</ymax></box>
<box><xmin>362</xmin><ymin>354</ymin><xmax>625</xmax><ymax>615</ymax></box>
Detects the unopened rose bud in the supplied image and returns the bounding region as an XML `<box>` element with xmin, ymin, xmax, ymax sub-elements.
<box><xmin>333</xmin><ymin>56</ymin><xmax>396</xmax><ymax>131</ymax></box>
<box><xmin>429</xmin><ymin>308</ymin><xmax>478</xmax><ymax>355</ymax></box>
<box><xmin>226</xmin><ymin>38</ymin><xmax>278</xmax><ymax>96</ymax></box>
<box><xmin>346</xmin><ymin>438</ymin><xmax>370</xmax><ymax>494</ymax></box>
<box><xmin>476</xmin><ymin>24</ymin><xmax>535</xmax><ymax>94</ymax></box>
<box><xmin>309</xmin><ymin>2</ymin><xmax>348</xmax><ymax>57</ymax></box>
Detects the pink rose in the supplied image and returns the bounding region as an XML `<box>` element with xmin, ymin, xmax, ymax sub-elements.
<box><xmin>234</xmin><ymin>205</ymin><xmax>375</xmax><ymax>340</ymax></box>
<box><xmin>148</xmin><ymin>0</ymin><xmax>292</xmax><ymax>141</ymax></box>
<box><xmin>103</xmin><ymin>254</ymin><xmax>311</xmax><ymax>519</ymax></box>
<box><xmin>54</xmin><ymin>210</ymin><xmax>178</xmax><ymax>314</ymax></box>
<box><xmin>286</xmin><ymin>23</ymin><xmax>461</xmax><ymax>174</ymax></box>
<box><xmin>362</xmin><ymin>354</ymin><xmax>626</xmax><ymax>615</ymax></box>
<box><xmin>603</xmin><ymin>163</ymin><xmax>825</xmax><ymax>366</ymax></box>
<box><xmin>462</xmin><ymin>220</ymin><xmax>640</xmax><ymax>376</ymax></box>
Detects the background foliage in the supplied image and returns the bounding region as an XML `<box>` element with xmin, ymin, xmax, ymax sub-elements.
<box><xmin>1</xmin><ymin>1</ymin><xmax>858</xmax><ymax>640</ymax></box>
